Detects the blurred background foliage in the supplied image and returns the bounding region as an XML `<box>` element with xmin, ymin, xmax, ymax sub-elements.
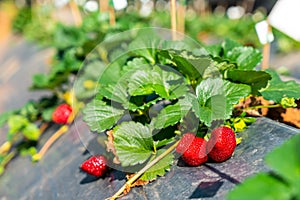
<box><xmin>0</xmin><ymin>0</ymin><xmax>298</xmax><ymax>53</ymax></box>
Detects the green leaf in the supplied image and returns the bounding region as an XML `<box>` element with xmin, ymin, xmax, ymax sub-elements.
<box><xmin>140</xmin><ymin>149</ymin><xmax>174</xmax><ymax>181</ymax></box>
<box><xmin>127</xmin><ymin>68</ymin><xmax>154</xmax><ymax>96</ymax></box>
<box><xmin>53</xmin><ymin>24</ymin><xmax>86</xmax><ymax>49</ymax></box>
<box><xmin>153</xmin><ymin>137</ymin><xmax>175</xmax><ymax>149</ymax></box>
<box><xmin>222</xmin><ymin>38</ymin><xmax>241</xmax><ymax>55</ymax></box>
<box><xmin>227</xmin><ymin>173</ymin><xmax>292</xmax><ymax>200</ymax></box>
<box><xmin>265</xmin><ymin>134</ymin><xmax>300</xmax><ymax>190</ymax></box>
<box><xmin>8</xmin><ymin>115</ymin><xmax>28</xmax><ymax>134</ymax></box>
<box><xmin>158</xmin><ymin>50</ymin><xmax>212</xmax><ymax>80</ymax></box>
<box><xmin>0</xmin><ymin>111</ymin><xmax>15</xmax><ymax>128</ymax></box>
<box><xmin>202</xmin><ymin>61</ymin><xmax>236</xmax><ymax>79</ymax></box>
<box><xmin>225</xmin><ymin>47</ymin><xmax>262</xmax><ymax>70</ymax></box>
<box><xmin>204</xmin><ymin>44</ymin><xmax>222</xmax><ymax>57</ymax></box>
<box><xmin>20</xmin><ymin>146</ymin><xmax>37</xmax><ymax>156</ymax></box>
<box><xmin>41</xmin><ymin>107</ymin><xmax>55</xmax><ymax>122</ymax></box>
<box><xmin>151</xmin><ymin>98</ymin><xmax>191</xmax><ymax>129</ymax></box>
<box><xmin>128</xmin><ymin>33</ymin><xmax>160</xmax><ymax>64</ymax></box>
<box><xmin>151</xmin><ymin>65</ymin><xmax>188</xmax><ymax>99</ymax></box>
<box><xmin>228</xmin><ymin>134</ymin><xmax>300</xmax><ymax>200</ymax></box>
<box><xmin>74</xmin><ymin>61</ymin><xmax>106</xmax><ymax>100</ymax></box>
<box><xmin>113</xmin><ymin>122</ymin><xmax>154</xmax><ymax>166</ymax></box>
<box><xmin>161</xmin><ymin>40</ymin><xmax>196</xmax><ymax>51</ymax></box>
<box><xmin>83</xmin><ymin>99</ymin><xmax>124</xmax><ymax>133</ymax></box>
<box><xmin>20</xmin><ymin>101</ymin><xmax>39</xmax><ymax>121</ymax></box>
<box><xmin>225</xmin><ymin>69</ymin><xmax>271</xmax><ymax>96</ymax></box>
<box><xmin>0</xmin><ymin>166</ymin><xmax>4</xmax><ymax>176</ymax></box>
<box><xmin>99</xmin><ymin>83</ymin><xmax>129</xmax><ymax>106</ymax></box>
<box><xmin>98</xmin><ymin>60</ymin><xmax>123</xmax><ymax>86</ymax></box>
<box><xmin>32</xmin><ymin>74</ymin><xmax>49</xmax><ymax>88</ymax></box>
<box><xmin>194</xmin><ymin>78</ymin><xmax>251</xmax><ymax>126</ymax></box>
<box><xmin>280</xmin><ymin>97</ymin><xmax>297</xmax><ymax>108</ymax></box>
<box><xmin>122</xmin><ymin>57</ymin><xmax>150</xmax><ymax>74</ymax></box>
<box><xmin>22</xmin><ymin>123</ymin><xmax>41</xmax><ymax>141</ymax></box>
<box><xmin>260</xmin><ymin>70</ymin><xmax>300</xmax><ymax>103</ymax></box>
<box><xmin>128</xmin><ymin>66</ymin><xmax>188</xmax><ymax>100</ymax></box>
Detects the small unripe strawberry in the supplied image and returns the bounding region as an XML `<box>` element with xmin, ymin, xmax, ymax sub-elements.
<box><xmin>207</xmin><ymin>126</ymin><xmax>236</xmax><ymax>162</ymax></box>
<box><xmin>52</xmin><ymin>104</ymin><xmax>72</xmax><ymax>124</ymax></box>
<box><xmin>81</xmin><ymin>155</ymin><xmax>108</xmax><ymax>177</ymax></box>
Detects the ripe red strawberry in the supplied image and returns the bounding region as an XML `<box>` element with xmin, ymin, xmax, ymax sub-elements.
<box><xmin>176</xmin><ymin>133</ymin><xmax>195</xmax><ymax>154</ymax></box>
<box><xmin>181</xmin><ymin>137</ymin><xmax>208</xmax><ymax>166</ymax></box>
<box><xmin>52</xmin><ymin>104</ymin><xmax>72</xmax><ymax>124</ymax></box>
<box><xmin>81</xmin><ymin>155</ymin><xmax>108</xmax><ymax>177</ymax></box>
<box><xmin>207</xmin><ymin>126</ymin><xmax>236</xmax><ymax>162</ymax></box>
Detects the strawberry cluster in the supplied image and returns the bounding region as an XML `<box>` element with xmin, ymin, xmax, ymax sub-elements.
<box><xmin>80</xmin><ymin>126</ymin><xmax>236</xmax><ymax>177</ymax></box>
<box><xmin>176</xmin><ymin>126</ymin><xmax>236</xmax><ymax>166</ymax></box>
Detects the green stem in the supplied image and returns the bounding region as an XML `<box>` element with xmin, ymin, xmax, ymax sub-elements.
<box><xmin>241</xmin><ymin>104</ymin><xmax>281</xmax><ymax>110</ymax></box>
<box><xmin>107</xmin><ymin>140</ymin><xmax>180</xmax><ymax>200</ymax></box>
<box><xmin>0</xmin><ymin>151</ymin><xmax>16</xmax><ymax>175</ymax></box>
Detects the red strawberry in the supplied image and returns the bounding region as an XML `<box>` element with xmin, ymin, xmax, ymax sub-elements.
<box><xmin>176</xmin><ymin>133</ymin><xmax>195</xmax><ymax>154</ymax></box>
<box><xmin>207</xmin><ymin>126</ymin><xmax>236</xmax><ymax>162</ymax></box>
<box><xmin>52</xmin><ymin>104</ymin><xmax>72</xmax><ymax>124</ymax></box>
<box><xmin>81</xmin><ymin>155</ymin><xmax>108</xmax><ymax>177</ymax></box>
<box><xmin>181</xmin><ymin>137</ymin><xmax>208</xmax><ymax>166</ymax></box>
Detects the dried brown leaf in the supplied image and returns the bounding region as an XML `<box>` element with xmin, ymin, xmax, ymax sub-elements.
<box><xmin>104</xmin><ymin>130</ymin><xmax>121</xmax><ymax>164</ymax></box>
<box><xmin>282</xmin><ymin>108</ymin><xmax>300</xmax><ymax>128</ymax></box>
<box><xmin>126</xmin><ymin>174</ymin><xmax>150</xmax><ymax>188</ymax></box>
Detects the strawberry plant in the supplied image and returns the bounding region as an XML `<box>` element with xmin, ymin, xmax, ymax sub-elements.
<box><xmin>80</xmin><ymin>30</ymin><xmax>300</xmax><ymax>199</ymax></box>
<box><xmin>0</xmin><ymin>11</ymin><xmax>154</xmax><ymax>176</ymax></box>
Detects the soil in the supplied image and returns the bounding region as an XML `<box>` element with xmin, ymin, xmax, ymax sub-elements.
<box><xmin>266</xmin><ymin>100</ymin><xmax>300</xmax><ymax>128</ymax></box>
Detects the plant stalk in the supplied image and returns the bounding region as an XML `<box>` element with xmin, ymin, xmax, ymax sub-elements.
<box><xmin>108</xmin><ymin>140</ymin><xmax>180</xmax><ymax>200</ymax></box>
<box><xmin>241</xmin><ymin>104</ymin><xmax>281</xmax><ymax>110</ymax></box>
<box><xmin>32</xmin><ymin>125</ymin><xmax>68</xmax><ymax>161</ymax></box>
<box><xmin>0</xmin><ymin>151</ymin><xmax>16</xmax><ymax>175</ymax></box>
<box><xmin>170</xmin><ymin>0</ymin><xmax>177</xmax><ymax>40</ymax></box>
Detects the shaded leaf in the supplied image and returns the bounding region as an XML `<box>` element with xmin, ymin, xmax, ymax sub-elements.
<box><xmin>151</xmin><ymin>98</ymin><xmax>191</xmax><ymax>129</ymax></box>
<box><xmin>225</xmin><ymin>69</ymin><xmax>271</xmax><ymax>96</ymax></box>
<box><xmin>153</xmin><ymin>137</ymin><xmax>175</xmax><ymax>149</ymax></box>
<box><xmin>158</xmin><ymin>50</ymin><xmax>212</xmax><ymax>80</ymax></box>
